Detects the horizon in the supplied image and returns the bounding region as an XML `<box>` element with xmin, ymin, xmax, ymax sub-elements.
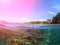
<box><xmin>0</xmin><ymin>0</ymin><xmax>60</xmax><ymax>22</ymax></box>
<box><xmin>0</xmin><ymin>19</ymin><xmax>47</xmax><ymax>23</ymax></box>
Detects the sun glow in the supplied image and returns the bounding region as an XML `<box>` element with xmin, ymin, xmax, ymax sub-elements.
<box><xmin>0</xmin><ymin>17</ymin><xmax>28</xmax><ymax>23</ymax></box>
<box><xmin>0</xmin><ymin>0</ymin><xmax>37</xmax><ymax>23</ymax></box>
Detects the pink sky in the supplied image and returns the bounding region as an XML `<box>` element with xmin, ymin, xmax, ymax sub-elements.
<box><xmin>0</xmin><ymin>0</ymin><xmax>37</xmax><ymax>22</ymax></box>
<box><xmin>0</xmin><ymin>0</ymin><xmax>53</xmax><ymax>22</ymax></box>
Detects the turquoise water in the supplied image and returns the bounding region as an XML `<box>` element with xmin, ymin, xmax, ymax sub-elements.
<box><xmin>38</xmin><ymin>24</ymin><xmax>60</xmax><ymax>45</ymax></box>
<box><xmin>25</xmin><ymin>24</ymin><xmax>60</xmax><ymax>45</ymax></box>
<box><xmin>0</xmin><ymin>24</ymin><xmax>60</xmax><ymax>45</ymax></box>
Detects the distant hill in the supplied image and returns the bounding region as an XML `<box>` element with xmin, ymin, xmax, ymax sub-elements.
<box><xmin>51</xmin><ymin>12</ymin><xmax>60</xmax><ymax>24</ymax></box>
<box><xmin>25</xmin><ymin>20</ymin><xmax>51</xmax><ymax>24</ymax></box>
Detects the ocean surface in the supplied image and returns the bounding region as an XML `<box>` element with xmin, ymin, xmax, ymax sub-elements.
<box><xmin>24</xmin><ymin>24</ymin><xmax>60</xmax><ymax>30</ymax></box>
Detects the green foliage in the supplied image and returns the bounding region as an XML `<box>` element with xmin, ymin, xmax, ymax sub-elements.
<box><xmin>52</xmin><ymin>12</ymin><xmax>60</xmax><ymax>24</ymax></box>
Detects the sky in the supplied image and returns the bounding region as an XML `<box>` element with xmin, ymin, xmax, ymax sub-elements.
<box><xmin>0</xmin><ymin>0</ymin><xmax>60</xmax><ymax>22</ymax></box>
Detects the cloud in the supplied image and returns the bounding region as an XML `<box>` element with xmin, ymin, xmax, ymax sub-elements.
<box><xmin>52</xmin><ymin>4</ymin><xmax>60</xmax><ymax>10</ymax></box>
<box><xmin>48</xmin><ymin>11</ymin><xmax>56</xmax><ymax>15</ymax></box>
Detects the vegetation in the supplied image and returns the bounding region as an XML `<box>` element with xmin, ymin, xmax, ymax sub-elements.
<box><xmin>51</xmin><ymin>12</ymin><xmax>60</xmax><ymax>24</ymax></box>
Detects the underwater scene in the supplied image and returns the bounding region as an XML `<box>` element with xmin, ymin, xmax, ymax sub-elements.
<box><xmin>0</xmin><ymin>24</ymin><xmax>60</xmax><ymax>45</ymax></box>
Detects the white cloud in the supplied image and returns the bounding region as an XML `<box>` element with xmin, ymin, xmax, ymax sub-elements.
<box><xmin>52</xmin><ymin>4</ymin><xmax>60</xmax><ymax>10</ymax></box>
<box><xmin>48</xmin><ymin>11</ymin><xmax>56</xmax><ymax>15</ymax></box>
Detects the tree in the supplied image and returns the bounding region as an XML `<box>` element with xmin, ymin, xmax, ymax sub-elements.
<box><xmin>51</xmin><ymin>12</ymin><xmax>60</xmax><ymax>24</ymax></box>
